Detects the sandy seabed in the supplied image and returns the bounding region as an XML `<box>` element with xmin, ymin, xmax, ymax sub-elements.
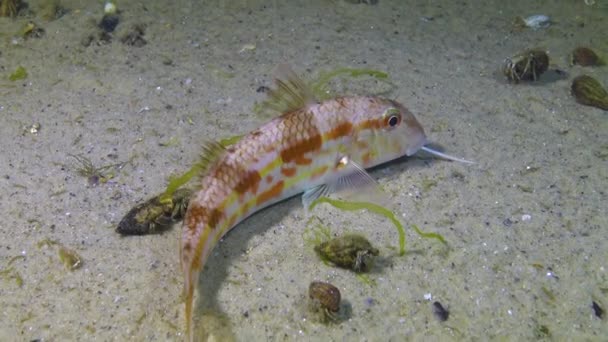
<box><xmin>1</xmin><ymin>0</ymin><xmax>607</xmax><ymax>340</ymax></box>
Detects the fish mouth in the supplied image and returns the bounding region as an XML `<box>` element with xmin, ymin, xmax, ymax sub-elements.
<box><xmin>405</xmin><ymin>131</ymin><xmax>428</xmax><ymax>156</ymax></box>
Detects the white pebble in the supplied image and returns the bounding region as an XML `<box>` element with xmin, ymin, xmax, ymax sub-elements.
<box><xmin>104</xmin><ymin>1</ymin><xmax>117</xmax><ymax>15</ymax></box>
<box><xmin>523</xmin><ymin>15</ymin><xmax>551</xmax><ymax>30</ymax></box>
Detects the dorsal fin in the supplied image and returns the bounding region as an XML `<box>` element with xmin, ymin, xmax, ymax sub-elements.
<box><xmin>261</xmin><ymin>64</ymin><xmax>318</xmax><ymax>116</ymax></box>
<box><xmin>197</xmin><ymin>141</ymin><xmax>227</xmax><ymax>178</ymax></box>
<box><xmin>159</xmin><ymin>141</ymin><xmax>226</xmax><ymax>204</ymax></box>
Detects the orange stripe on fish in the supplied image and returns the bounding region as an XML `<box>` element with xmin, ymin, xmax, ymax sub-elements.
<box><xmin>234</xmin><ymin>170</ymin><xmax>261</xmax><ymax>196</ymax></box>
<box><xmin>325</xmin><ymin>121</ymin><xmax>353</xmax><ymax>140</ymax></box>
<box><xmin>256</xmin><ymin>180</ymin><xmax>285</xmax><ymax>206</ymax></box>
<box><xmin>280</xmin><ymin>166</ymin><xmax>297</xmax><ymax>177</ymax></box>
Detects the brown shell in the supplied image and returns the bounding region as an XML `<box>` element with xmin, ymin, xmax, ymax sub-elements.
<box><xmin>309</xmin><ymin>281</ymin><xmax>341</xmax><ymax>313</ymax></box>
<box><xmin>571</xmin><ymin>47</ymin><xmax>604</xmax><ymax>67</ymax></box>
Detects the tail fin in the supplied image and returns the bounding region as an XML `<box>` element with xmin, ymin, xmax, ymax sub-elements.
<box><xmin>184</xmin><ymin>271</ymin><xmax>194</xmax><ymax>342</ymax></box>
<box><xmin>184</xmin><ymin>268</ymin><xmax>198</xmax><ymax>342</ymax></box>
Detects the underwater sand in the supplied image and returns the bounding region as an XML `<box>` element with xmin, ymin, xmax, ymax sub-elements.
<box><xmin>1</xmin><ymin>0</ymin><xmax>607</xmax><ymax>340</ymax></box>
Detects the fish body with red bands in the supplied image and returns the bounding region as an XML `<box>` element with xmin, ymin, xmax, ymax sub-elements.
<box><xmin>177</xmin><ymin>65</ymin><xmax>470</xmax><ymax>341</ymax></box>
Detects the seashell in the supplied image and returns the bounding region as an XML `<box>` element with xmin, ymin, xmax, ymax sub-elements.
<box><xmin>314</xmin><ymin>234</ymin><xmax>379</xmax><ymax>272</ymax></box>
<box><xmin>309</xmin><ymin>281</ymin><xmax>341</xmax><ymax>313</ymax></box>
<box><xmin>116</xmin><ymin>188</ymin><xmax>193</xmax><ymax>235</ymax></box>
<box><xmin>570</xmin><ymin>47</ymin><xmax>605</xmax><ymax>67</ymax></box>
<box><xmin>571</xmin><ymin>75</ymin><xmax>608</xmax><ymax>110</ymax></box>
<box><xmin>502</xmin><ymin>49</ymin><xmax>549</xmax><ymax>83</ymax></box>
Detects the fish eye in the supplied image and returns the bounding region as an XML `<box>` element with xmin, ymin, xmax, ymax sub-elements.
<box><xmin>388</xmin><ymin>115</ymin><xmax>400</xmax><ymax>127</ymax></box>
<box><xmin>383</xmin><ymin>108</ymin><xmax>401</xmax><ymax>128</ymax></box>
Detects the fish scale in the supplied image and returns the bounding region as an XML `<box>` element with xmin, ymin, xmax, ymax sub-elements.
<box><xmin>181</xmin><ymin>71</ymin><xmax>429</xmax><ymax>340</ymax></box>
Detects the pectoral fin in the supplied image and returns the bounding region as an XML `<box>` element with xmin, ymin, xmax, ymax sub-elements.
<box><xmin>302</xmin><ymin>156</ymin><xmax>391</xmax><ymax>211</ymax></box>
<box><xmin>302</xmin><ymin>184</ymin><xmax>331</xmax><ymax>212</ymax></box>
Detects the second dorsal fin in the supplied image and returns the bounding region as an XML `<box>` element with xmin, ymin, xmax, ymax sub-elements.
<box><xmin>159</xmin><ymin>141</ymin><xmax>226</xmax><ymax>204</ymax></box>
<box><xmin>197</xmin><ymin>141</ymin><xmax>227</xmax><ymax>178</ymax></box>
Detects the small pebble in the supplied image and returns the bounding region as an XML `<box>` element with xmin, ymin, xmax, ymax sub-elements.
<box><xmin>592</xmin><ymin>301</ymin><xmax>604</xmax><ymax>319</ymax></box>
<box><xmin>432</xmin><ymin>301</ymin><xmax>450</xmax><ymax>321</ymax></box>
<box><xmin>28</xmin><ymin>123</ymin><xmax>41</xmax><ymax>134</ymax></box>
<box><xmin>99</xmin><ymin>14</ymin><xmax>119</xmax><ymax>33</ymax></box>
<box><xmin>345</xmin><ymin>0</ymin><xmax>378</xmax><ymax>4</ymax></box>
<box><xmin>522</xmin><ymin>15</ymin><xmax>551</xmax><ymax>30</ymax></box>
<box><xmin>239</xmin><ymin>44</ymin><xmax>256</xmax><ymax>53</ymax></box>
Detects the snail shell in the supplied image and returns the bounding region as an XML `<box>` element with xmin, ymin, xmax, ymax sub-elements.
<box><xmin>309</xmin><ymin>281</ymin><xmax>341</xmax><ymax>313</ymax></box>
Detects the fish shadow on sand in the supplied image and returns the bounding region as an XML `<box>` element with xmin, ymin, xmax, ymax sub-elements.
<box><xmin>191</xmin><ymin>196</ymin><xmax>300</xmax><ymax>338</ymax></box>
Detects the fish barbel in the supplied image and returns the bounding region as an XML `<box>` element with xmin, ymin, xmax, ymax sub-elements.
<box><xmin>181</xmin><ymin>66</ymin><xmax>468</xmax><ymax>340</ymax></box>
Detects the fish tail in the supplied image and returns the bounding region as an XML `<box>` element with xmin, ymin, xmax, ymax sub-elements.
<box><xmin>184</xmin><ymin>268</ymin><xmax>196</xmax><ymax>342</ymax></box>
